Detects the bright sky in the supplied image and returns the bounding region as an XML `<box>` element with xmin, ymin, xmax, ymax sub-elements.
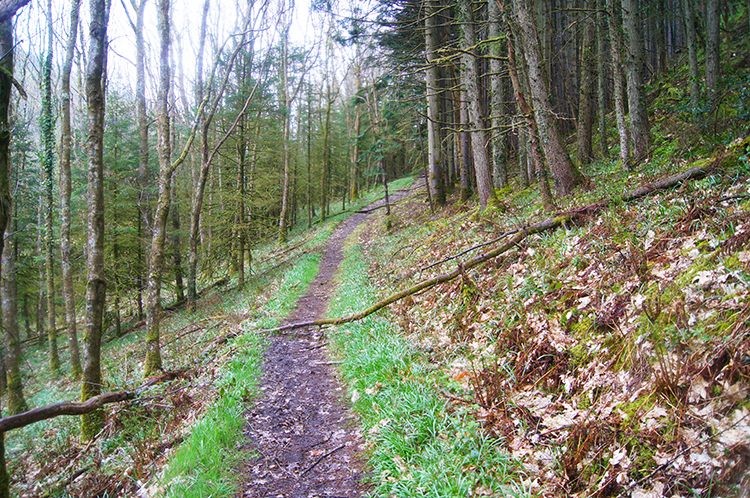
<box><xmin>13</xmin><ymin>0</ymin><xmax>319</xmax><ymax>103</ymax></box>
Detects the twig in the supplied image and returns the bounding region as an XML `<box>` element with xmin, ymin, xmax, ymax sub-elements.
<box><xmin>298</xmin><ymin>444</ymin><xmax>345</xmax><ymax>477</ymax></box>
<box><xmin>420</xmin><ymin>227</ymin><xmax>522</xmax><ymax>272</ymax></box>
<box><xmin>621</xmin><ymin>409</ymin><xmax>750</xmax><ymax>495</ymax></box>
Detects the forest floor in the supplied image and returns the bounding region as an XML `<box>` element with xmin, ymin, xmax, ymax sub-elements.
<box><xmin>237</xmin><ymin>183</ymin><xmax>419</xmax><ymax>497</ymax></box>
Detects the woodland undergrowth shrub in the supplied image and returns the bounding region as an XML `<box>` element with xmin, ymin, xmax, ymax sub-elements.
<box><xmin>328</xmin><ymin>239</ymin><xmax>527</xmax><ymax>497</ymax></box>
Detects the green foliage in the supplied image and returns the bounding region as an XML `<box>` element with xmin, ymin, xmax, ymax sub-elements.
<box><xmin>328</xmin><ymin>244</ymin><xmax>526</xmax><ymax>497</ymax></box>
<box><xmin>162</xmin><ymin>333</ymin><xmax>262</xmax><ymax>498</ymax></box>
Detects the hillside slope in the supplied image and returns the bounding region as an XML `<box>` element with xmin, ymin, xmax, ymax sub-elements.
<box><xmin>356</xmin><ymin>141</ymin><xmax>750</xmax><ymax>497</ymax></box>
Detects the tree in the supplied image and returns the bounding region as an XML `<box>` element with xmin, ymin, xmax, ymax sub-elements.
<box><xmin>81</xmin><ymin>0</ymin><xmax>110</xmax><ymax>440</ymax></box>
<box><xmin>3</xmin><ymin>210</ymin><xmax>27</xmax><ymax>415</ymax></box>
<box><xmin>576</xmin><ymin>0</ymin><xmax>596</xmax><ymax>166</ymax></box>
<box><xmin>424</xmin><ymin>0</ymin><xmax>445</xmax><ymax>206</ymax></box>
<box><xmin>705</xmin><ymin>0</ymin><xmax>720</xmax><ymax>107</ymax></box>
<box><xmin>145</xmin><ymin>0</ymin><xmax>173</xmax><ymax>376</ymax></box>
<box><xmin>596</xmin><ymin>0</ymin><xmax>609</xmax><ymax>158</ymax></box>
<box><xmin>458</xmin><ymin>0</ymin><xmax>496</xmax><ymax>210</ymax></box>
<box><xmin>278</xmin><ymin>5</ymin><xmax>310</xmax><ymax>244</ymax></box>
<box><xmin>131</xmin><ymin>0</ymin><xmax>150</xmax><ymax>320</ymax></box>
<box><xmin>621</xmin><ymin>0</ymin><xmax>650</xmax><ymax>161</ymax></box>
<box><xmin>503</xmin><ymin>0</ymin><xmax>554</xmax><ymax>211</ymax></box>
<box><xmin>488</xmin><ymin>0</ymin><xmax>508</xmax><ymax>188</ymax></box>
<box><xmin>513</xmin><ymin>0</ymin><xmax>584</xmax><ymax>196</ymax></box>
<box><xmin>41</xmin><ymin>0</ymin><xmax>60</xmax><ymax>372</ymax></box>
<box><xmin>609</xmin><ymin>0</ymin><xmax>631</xmax><ymax>168</ymax></box>
<box><xmin>188</xmin><ymin>2</ymin><xmax>254</xmax><ymax>302</ymax></box>
<box><xmin>682</xmin><ymin>0</ymin><xmax>699</xmax><ymax>111</ymax></box>
<box><xmin>60</xmin><ymin>0</ymin><xmax>83</xmax><ymax>379</ymax></box>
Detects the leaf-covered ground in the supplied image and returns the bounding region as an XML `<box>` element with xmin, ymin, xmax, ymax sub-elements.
<box><xmin>357</xmin><ymin>143</ymin><xmax>750</xmax><ymax>497</ymax></box>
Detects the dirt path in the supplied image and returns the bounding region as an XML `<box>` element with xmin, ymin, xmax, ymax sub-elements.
<box><xmin>239</xmin><ymin>184</ymin><xmax>417</xmax><ymax>498</ymax></box>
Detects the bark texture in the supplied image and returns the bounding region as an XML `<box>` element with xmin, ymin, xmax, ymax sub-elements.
<box><xmin>609</xmin><ymin>0</ymin><xmax>631</xmax><ymax>168</ymax></box>
<box><xmin>134</xmin><ymin>0</ymin><xmax>150</xmax><ymax>320</ymax></box>
<box><xmin>705</xmin><ymin>0</ymin><xmax>720</xmax><ymax>106</ymax></box>
<box><xmin>42</xmin><ymin>0</ymin><xmax>60</xmax><ymax>372</ymax></box>
<box><xmin>622</xmin><ymin>0</ymin><xmax>650</xmax><ymax>161</ymax></box>
<box><xmin>459</xmin><ymin>0</ymin><xmax>496</xmax><ymax>209</ymax></box>
<box><xmin>488</xmin><ymin>0</ymin><xmax>508</xmax><ymax>188</ymax></box>
<box><xmin>514</xmin><ymin>0</ymin><xmax>583</xmax><ymax>196</ymax></box>
<box><xmin>145</xmin><ymin>0</ymin><xmax>172</xmax><ymax>376</ymax></box>
<box><xmin>60</xmin><ymin>0</ymin><xmax>83</xmax><ymax>379</ymax></box>
<box><xmin>682</xmin><ymin>0</ymin><xmax>699</xmax><ymax>111</ymax></box>
<box><xmin>2</xmin><ymin>222</ymin><xmax>27</xmax><ymax>415</ymax></box>
<box><xmin>81</xmin><ymin>0</ymin><xmax>110</xmax><ymax>441</ymax></box>
<box><xmin>425</xmin><ymin>0</ymin><xmax>445</xmax><ymax>205</ymax></box>
<box><xmin>576</xmin><ymin>0</ymin><xmax>596</xmax><ymax>166</ymax></box>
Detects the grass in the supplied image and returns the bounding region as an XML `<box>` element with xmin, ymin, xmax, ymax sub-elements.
<box><xmin>327</xmin><ymin>241</ymin><xmax>527</xmax><ymax>497</ymax></box>
<box><xmin>161</xmin><ymin>332</ymin><xmax>262</xmax><ymax>497</ymax></box>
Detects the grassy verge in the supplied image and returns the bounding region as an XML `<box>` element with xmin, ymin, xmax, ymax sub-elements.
<box><xmin>327</xmin><ymin>241</ymin><xmax>527</xmax><ymax>497</ymax></box>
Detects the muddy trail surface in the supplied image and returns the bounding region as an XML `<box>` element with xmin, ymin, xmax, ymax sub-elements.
<box><xmin>239</xmin><ymin>184</ymin><xmax>418</xmax><ymax>498</ymax></box>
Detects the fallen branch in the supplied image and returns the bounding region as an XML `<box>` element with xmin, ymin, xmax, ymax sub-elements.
<box><xmin>260</xmin><ymin>216</ymin><xmax>569</xmax><ymax>334</ymax></box>
<box><xmin>0</xmin><ymin>368</ymin><xmax>190</xmax><ymax>433</ymax></box>
<box><xmin>256</xmin><ymin>159</ymin><xmax>724</xmax><ymax>335</ymax></box>
<box><xmin>621</xmin><ymin>162</ymin><xmax>716</xmax><ymax>202</ymax></box>
<box><xmin>355</xmin><ymin>198</ymin><xmax>407</xmax><ymax>214</ymax></box>
<box><xmin>0</xmin><ymin>391</ymin><xmax>134</xmax><ymax>433</ymax></box>
<box><xmin>423</xmin><ymin>160</ymin><xmax>721</xmax><ymax>272</ymax></box>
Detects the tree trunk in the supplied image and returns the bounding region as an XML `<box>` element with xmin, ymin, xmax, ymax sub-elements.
<box><xmin>459</xmin><ymin>0</ymin><xmax>496</xmax><ymax>210</ymax></box>
<box><xmin>609</xmin><ymin>0</ymin><xmax>631</xmax><ymax>168</ymax></box>
<box><xmin>488</xmin><ymin>0</ymin><xmax>508</xmax><ymax>188</ymax></box>
<box><xmin>576</xmin><ymin>0</ymin><xmax>596</xmax><ymax>166</ymax></box>
<box><xmin>187</xmin><ymin>0</ymin><xmax>210</xmax><ymax>307</ymax></box>
<box><xmin>172</xmin><ymin>207</ymin><xmax>185</xmax><ymax>304</ymax></box>
<box><xmin>306</xmin><ymin>88</ymin><xmax>313</xmax><ymax>228</ymax></box>
<box><xmin>514</xmin><ymin>0</ymin><xmax>583</xmax><ymax>196</ymax></box>
<box><xmin>682</xmin><ymin>0</ymin><xmax>699</xmax><ymax>111</ymax></box>
<box><xmin>42</xmin><ymin>0</ymin><xmax>60</xmax><ymax>373</ymax></box>
<box><xmin>705</xmin><ymin>0</ymin><xmax>720</xmax><ymax>107</ymax></box>
<box><xmin>278</xmin><ymin>26</ymin><xmax>291</xmax><ymax>244</ymax></box>
<box><xmin>3</xmin><ymin>220</ymin><xmax>27</xmax><ymax>415</ymax></box>
<box><xmin>188</xmin><ymin>6</ymin><xmax>249</xmax><ymax>302</ymax></box>
<box><xmin>81</xmin><ymin>0</ymin><xmax>110</xmax><ymax>441</ymax></box>
<box><xmin>505</xmin><ymin>4</ymin><xmax>554</xmax><ymax>211</ymax></box>
<box><xmin>61</xmin><ymin>0</ymin><xmax>83</xmax><ymax>379</ymax></box>
<box><xmin>622</xmin><ymin>0</ymin><xmax>651</xmax><ymax>161</ymax></box>
<box><xmin>596</xmin><ymin>0</ymin><xmax>609</xmax><ymax>158</ymax></box>
<box><xmin>458</xmin><ymin>91</ymin><xmax>472</xmax><ymax>202</ymax></box>
<box><xmin>425</xmin><ymin>0</ymin><xmax>445</xmax><ymax>205</ymax></box>
<box><xmin>350</xmin><ymin>47</ymin><xmax>362</xmax><ymax>202</ymax></box>
<box><xmin>237</xmin><ymin>134</ymin><xmax>246</xmax><ymax>288</ymax></box>
<box><xmin>0</xmin><ymin>5</ymin><xmax>26</xmax><ymax>279</ymax></box>
<box><xmin>134</xmin><ymin>0</ymin><xmax>150</xmax><ymax>322</ymax></box>
<box><xmin>321</xmin><ymin>81</ymin><xmax>332</xmax><ymax>221</ymax></box>
<box><xmin>35</xmin><ymin>199</ymin><xmax>44</xmax><ymax>349</ymax></box>
<box><xmin>145</xmin><ymin>0</ymin><xmax>172</xmax><ymax>377</ymax></box>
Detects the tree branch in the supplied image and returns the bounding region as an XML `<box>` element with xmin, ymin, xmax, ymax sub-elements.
<box><xmin>0</xmin><ymin>391</ymin><xmax>133</xmax><ymax>432</ymax></box>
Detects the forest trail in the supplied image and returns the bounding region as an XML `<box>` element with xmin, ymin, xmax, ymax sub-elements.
<box><xmin>239</xmin><ymin>182</ymin><xmax>418</xmax><ymax>497</ymax></box>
